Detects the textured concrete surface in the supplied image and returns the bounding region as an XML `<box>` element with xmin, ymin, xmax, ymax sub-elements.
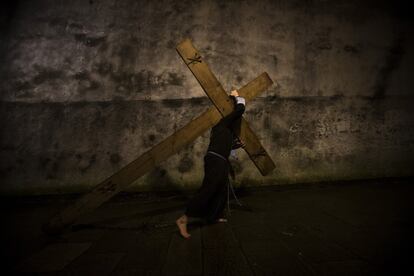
<box><xmin>1</xmin><ymin>178</ymin><xmax>413</xmax><ymax>275</ymax></box>
<box><xmin>1</xmin><ymin>0</ymin><xmax>414</xmax><ymax>194</ymax></box>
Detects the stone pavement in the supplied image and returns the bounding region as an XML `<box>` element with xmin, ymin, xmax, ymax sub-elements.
<box><xmin>1</xmin><ymin>178</ymin><xmax>412</xmax><ymax>275</ymax></box>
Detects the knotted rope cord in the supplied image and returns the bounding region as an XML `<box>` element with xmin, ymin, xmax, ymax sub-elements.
<box><xmin>227</xmin><ymin>178</ymin><xmax>244</xmax><ymax>216</ymax></box>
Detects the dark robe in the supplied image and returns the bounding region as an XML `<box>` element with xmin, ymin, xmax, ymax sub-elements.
<box><xmin>185</xmin><ymin>97</ymin><xmax>245</xmax><ymax>223</ymax></box>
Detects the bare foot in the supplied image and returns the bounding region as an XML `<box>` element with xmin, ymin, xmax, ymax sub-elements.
<box><xmin>176</xmin><ymin>215</ymin><xmax>191</xmax><ymax>239</ymax></box>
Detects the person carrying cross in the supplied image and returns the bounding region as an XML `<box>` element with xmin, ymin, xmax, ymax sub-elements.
<box><xmin>176</xmin><ymin>89</ymin><xmax>246</xmax><ymax>239</ymax></box>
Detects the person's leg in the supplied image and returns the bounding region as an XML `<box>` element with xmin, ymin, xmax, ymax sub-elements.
<box><xmin>205</xmin><ymin>184</ymin><xmax>227</xmax><ymax>223</ymax></box>
<box><xmin>176</xmin><ymin>214</ymin><xmax>191</xmax><ymax>239</ymax></box>
<box><xmin>205</xmin><ymin>166</ymin><xmax>229</xmax><ymax>224</ymax></box>
<box><xmin>176</xmin><ymin>155</ymin><xmax>223</xmax><ymax>238</ymax></box>
<box><xmin>184</xmin><ymin>155</ymin><xmax>224</xmax><ymax>218</ymax></box>
<box><xmin>216</xmin><ymin>181</ymin><xmax>229</xmax><ymax>222</ymax></box>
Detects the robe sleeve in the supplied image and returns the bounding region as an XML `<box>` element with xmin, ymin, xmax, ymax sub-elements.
<box><xmin>218</xmin><ymin>96</ymin><xmax>246</xmax><ymax>127</ymax></box>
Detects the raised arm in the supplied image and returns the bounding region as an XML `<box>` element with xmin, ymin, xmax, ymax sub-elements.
<box><xmin>218</xmin><ymin>89</ymin><xmax>246</xmax><ymax>127</ymax></box>
<box><xmin>220</xmin><ymin>96</ymin><xmax>245</xmax><ymax>125</ymax></box>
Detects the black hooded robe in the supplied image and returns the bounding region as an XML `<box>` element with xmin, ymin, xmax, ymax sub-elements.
<box><xmin>185</xmin><ymin>96</ymin><xmax>245</xmax><ymax>223</ymax></box>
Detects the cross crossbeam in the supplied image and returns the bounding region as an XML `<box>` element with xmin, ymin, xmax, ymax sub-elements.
<box><xmin>176</xmin><ymin>39</ymin><xmax>275</xmax><ymax>175</ymax></box>
<box><xmin>43</xmin><ymin>39</ymin><xmax>275</xmax><ymax>234</ymax></box>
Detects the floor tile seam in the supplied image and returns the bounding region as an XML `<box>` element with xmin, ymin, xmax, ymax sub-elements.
<box><xmin>227</xmin><ymin>222</ymin><xmax>263</xmax><ymax>276</ymax></box>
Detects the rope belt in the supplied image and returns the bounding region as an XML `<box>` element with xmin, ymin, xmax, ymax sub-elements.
<box><xmin>206</xmin><ymin>151</ymin><xmax>235</xmax><ymax>179</ymax></box>
<box><xmin>206</xmin><ymin>150</ymin><xmax>227</xmax><ymax>161</ymax></box>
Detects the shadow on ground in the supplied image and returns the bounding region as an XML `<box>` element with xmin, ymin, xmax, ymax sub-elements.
<box><xmin>1</xmin><ymin>177</ymin><xmax>413</xmax><ymax>275</ymax></box>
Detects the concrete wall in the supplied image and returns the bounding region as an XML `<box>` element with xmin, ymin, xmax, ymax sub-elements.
<box><xmin>1</xmin><ymin>0</ymin><xmax>413</xmax><ymax>195</ymax></box>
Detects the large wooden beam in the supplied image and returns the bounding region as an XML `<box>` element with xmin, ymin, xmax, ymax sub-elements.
<box><xmin>43</xmin><ymin>73</ymin><xmax>273</xmax><ymax>234</ymax></box>
<box><xmin>176</xmin><ymin>38</ymin><xmax>276</xmax><ymax>175</ymax></box>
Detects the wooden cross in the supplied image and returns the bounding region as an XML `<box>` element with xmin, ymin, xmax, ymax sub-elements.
<box><xmin>43</xmin><ymin>39</ymin><xmax>276</xmax><ymax>234</ymax></box>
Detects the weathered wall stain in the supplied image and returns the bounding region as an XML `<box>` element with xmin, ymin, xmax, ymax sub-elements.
<box><xmin>0</xmin><ymin>0</ymin><xmax>413</xmax><ymax>195</ymax></box>
<box><xmin>74</xmin><ymin>33</ymin><xmax>106</xmax><ymax>47</ymax></box>
<box><xmin>32</xmin><ymin>66</ymin><xmax>64</xmax><ymax>85</ymax></box>
<box><xmin>178</xmin><ymin>154</ymin><xmax>194</xmax><ymax>173</ymax></box>
<box><xmin>373</xmin><ymin>33</ymin><xmax>405</xmax><ymax>98</ymax></box>
<box><xmin>109</xmin><ymin>153</ymin><xmax>121</xmax><ymax>164</ymax></box>
<box><xmin>146</xmin><ymin>166</ymin><xmax>174</xmax><ymax>189</ymax></box>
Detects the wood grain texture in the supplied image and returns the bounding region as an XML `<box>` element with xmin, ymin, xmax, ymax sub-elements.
<box><xmin>176</xmin><ymin>38</ymin><xmax>234</xmax><ymax>115</ymax></box>
<box><xmin>43</xmin><ymin>73</ymin><xmax>273</xmax><ymax>234</ymax></box>
<box><xmin>177</xmin><ymin>38</ymin><xmax>275</xmax><ymax>176</ymax></box>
